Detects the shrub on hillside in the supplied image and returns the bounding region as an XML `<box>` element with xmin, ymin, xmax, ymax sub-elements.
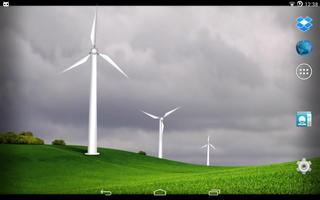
<box><xmin>52</xmin><ymin>139</ymin><xmax>66</xmax><ymax>145</ymax></box>
<box><xmin>138</xmin><ymin>151</ymin><xmax>147</xmax><ymax>156</ymax></box>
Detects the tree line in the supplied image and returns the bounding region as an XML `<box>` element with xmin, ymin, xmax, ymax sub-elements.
<box><xmin>0</xmin><ymin>131</ymin><xmax>66</xmax><ymax>145</ymax></box>
<box><xmin>0</xmin><ymin>131</ymin><xmax>44</xmax><ymax>144</ymax></box>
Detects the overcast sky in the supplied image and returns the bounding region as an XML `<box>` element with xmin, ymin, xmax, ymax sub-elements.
<box><xmin>0</xmin><ymin>6</ymin><xmax>319</xmax><ymax>165</ymax></box>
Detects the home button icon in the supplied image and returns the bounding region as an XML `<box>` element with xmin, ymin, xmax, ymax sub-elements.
<box><xmin>153</xmin><ymin>189</ymin><xmax>166</xmax><ymax>196</ymax></box>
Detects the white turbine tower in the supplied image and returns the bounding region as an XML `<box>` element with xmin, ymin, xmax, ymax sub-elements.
<box><xmin>141</xmin><ymin>107</ymin><xmax>180</xmax><ymax>158</ymax></box>
<box><xmin>202</xmin><ymin>136</ymin><xmax>216</xmax><ymax>166</ymax></box>
<box><xmin>62</xmin><ymin>8</ymin><xmax>128</xmax><ymax>156</ymax></box>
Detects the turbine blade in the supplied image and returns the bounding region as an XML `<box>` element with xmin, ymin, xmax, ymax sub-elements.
<box><xmin>99</xmin><ymin>53</ymin><xmax>129</xmax><ymax>78</ymax></box>
<box><xmin>209</xmin><ymin>144</ymin><xmax>216</xmax><ymax>150</ymax></box>
<box><xmin>90</xmin><ymin>10</ymin><xmax>97</xmax><ymax>46</ymax></box>
<box><xmin>201</xmin><ymin>144</ymin><xmax>208</xmax><ymax>148</ymax></box>
<box><xmin>163</xmin><ymin>107</ymin><xmax>180</xmax><ymax>118</ymax></box>
<box><xmin>61</xmin><ymin>55</ymin><xmax>90</xmax><ymax>73</ymax></box>
<box><xmin>141</xmin><ymin>111</ymin><xmax>159</xmax><ymax>119</ymax></box>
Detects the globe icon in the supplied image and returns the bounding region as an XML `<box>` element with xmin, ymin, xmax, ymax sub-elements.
<box><xmin>296</xmin><ymin>40</ymin><xmax>312</xmax><ymax>56</ymax></box>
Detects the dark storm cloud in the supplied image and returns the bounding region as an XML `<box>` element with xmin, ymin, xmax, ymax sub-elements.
<box><xmin>0</xmin><ymin>6</ymin><xmax>319</xmax><ymax>165</ymax></box>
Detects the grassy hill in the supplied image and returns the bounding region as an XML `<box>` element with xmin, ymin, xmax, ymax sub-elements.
<box><xmin>0</xmin><ymin>144</ymin><xmax>319</xmax><ymax>194</ymax></box>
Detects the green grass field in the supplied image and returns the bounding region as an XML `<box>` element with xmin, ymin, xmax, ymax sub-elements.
<box><xmin>0</xmin><ymin>144</ymin><xmax>319</xmax><ymax>194</ymax></box>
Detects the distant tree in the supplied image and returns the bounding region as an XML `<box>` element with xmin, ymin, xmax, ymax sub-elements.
<box><xmin>138</xmin><ymin>151</ymin><xmax>147</xmax><ymax>156</ymax></box>
<box><xmin>52</xmin><ymin>139</ymin><xmax>66</xmax><ymax>145</ymax></box>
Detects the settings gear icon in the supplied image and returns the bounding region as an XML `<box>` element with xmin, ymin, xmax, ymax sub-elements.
<box><xmin>296</xmin><ymin>158</ymin><xmax>312</xmax><ymax>175</ymax></box>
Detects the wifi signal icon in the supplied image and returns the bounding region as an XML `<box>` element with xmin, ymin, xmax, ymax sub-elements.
<box><xmin>289</xmin><ymin>1</ymin><xmax>295</xmax><ymax>6</ymax></box>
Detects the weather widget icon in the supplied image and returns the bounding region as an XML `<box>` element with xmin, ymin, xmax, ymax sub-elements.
<box><xmin>296</xmin><ymin>16</ymin><xmax>312</xmax><ymax>32</ymax></box>
<box><xmin>296</xmin><ymin>40</ymin><xmax>312</xmax><ymax>56</ymax></box>
<box><xmin>296</xmin><ymin>111</ymin><xmax>312</xmax><ymax>127</ymax></box>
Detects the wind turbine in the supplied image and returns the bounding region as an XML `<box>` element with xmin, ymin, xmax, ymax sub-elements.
<box><xmin>141</xmin><ymin>107</ymin><xmax>180</xmax><ymax>158</ymax></box>
<box><xmin>61</xmin><ymin>8</ymin><xmax>128</xmax><ymax>156</ymax></box>
<box><xmin>202</xmin><ymin>136</ymin><xmax>216</xmax><ymax>166</ymax></box>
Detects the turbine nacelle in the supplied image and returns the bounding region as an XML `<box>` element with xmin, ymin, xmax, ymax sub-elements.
<box><xmin>202</xmin><ymin>136</ymin><xmax>216</xmax><ymax>149</ymax></box>
<box><xmin>141</xmin><ymin>107</ymin><xmax>180</xmax><ymax>121</ymax></box>
<box><xmin>90</xmin><ymin>47</ymin><xmax>98</xmax><ymax>55</ymax></box>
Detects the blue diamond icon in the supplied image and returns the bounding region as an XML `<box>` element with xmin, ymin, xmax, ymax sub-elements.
<box><xmin>305</xmin><ymin>16</ymin><xmax>312</xmax><ymax>22</ymax></box>
<box><xmin>305</xmin><ymin>23</ymin><xmax>312</xmax><ymax>28</ymax></box>
<box><xmin>297</xmin><ymin>23</ymin><xmax>303</xmax><ymax>28</ymax></box>
<box><xmin>296</xmin><ymin>17</ymin><xmax>303</xmax><ymax>22</ymax></box>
